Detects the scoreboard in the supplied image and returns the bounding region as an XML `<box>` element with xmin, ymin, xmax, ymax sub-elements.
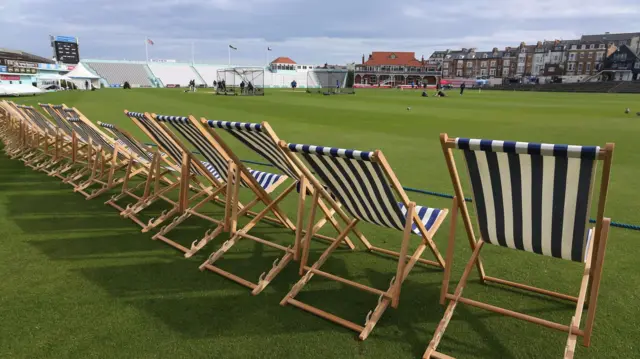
<box><xmin>52</xmin><ymin>35</ymin><xmax>80</xmax><ymax>64</ymax></box>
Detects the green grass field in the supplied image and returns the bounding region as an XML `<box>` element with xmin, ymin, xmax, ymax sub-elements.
<box><xmin>2</xmin><ymin>88</ymin><xmax>639</xmax><ymax>359</ymax></box>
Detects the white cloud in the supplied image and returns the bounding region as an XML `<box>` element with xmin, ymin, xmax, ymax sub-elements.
<box><xmin>403</xmin><ymin>0</ymin><xmax>640</xmax><ymax>20</ymax></box>
<box><xmin>1</xmin><ymin>0</ymin><xmax>639</xmax><ymax>64</ymax></box>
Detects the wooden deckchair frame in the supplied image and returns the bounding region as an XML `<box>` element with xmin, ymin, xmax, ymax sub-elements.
<box><xmin>278</xmin><ymin>143</ymin><xmax>448</xmax><ymax>340</ymax></box>
<box><xmin>2</xmin><ymin>103</ymin><xmax>42</xmax><ymax>162</ymax></box>
<box><xmin>60</xmin><ymin>106</ymin><xmax>150</xmax><ymax>200</ymax></box>
<box><xmin>201</xmin><ymin>120</ymin><xmax>360</xmax><ymax>254</ymax></box>
<box><xmin>424</xmin><ymin>133</ymin><xmax>614</xmax><ymax>359</ymax></box>
<box><xmin>153</xmin><ymin>114</ymin><xmax>300</xmax><ymax>271</ymax></box>
<box><xmin>97</xmin><ymin>121</ymin><xmax>180</xmax><ymax>218</ymax></box>
<box><xmin>195</xmin><ymin>118</ymin><xmax>353</xmax><ymax>295</ymax></box>
<box><xmin>121</xmin><ymin>110</ymin><xmax>207</xmax><ymax>233</ymax></box>
<box><xmin>123</xmin><ymin>111</ymin><xmax>228</xmax><ymax>237</ymax></box>
<box><xmin>148</xmin><ymin>113</ymin><xmax>245</xmax><ymax>257</ymax></box>
<box><xmin>39</xmin><ymin>103</ymin><xmax>93</xmax><ymax>183</ymax></box>
<box><xmin>15</xmin><ymin>105</ymin><xmax>59</xmax><ymax>171</ymax></box>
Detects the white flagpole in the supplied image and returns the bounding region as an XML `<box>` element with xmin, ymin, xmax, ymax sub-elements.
<box><xmin>228</xmin><ymin>46</ymin><xmax>231</xmax><ymax>66</ymax></box>
<box><xmin>145</xmin><ymin>37</ymin><xmax>149</xmax><ymax>63</ymax></box>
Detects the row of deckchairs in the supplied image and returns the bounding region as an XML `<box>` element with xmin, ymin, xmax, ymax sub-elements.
<box><xmin>0</xmin><ymin>99</ymin><xmax>614</xmax><ymax>359</ymax></box>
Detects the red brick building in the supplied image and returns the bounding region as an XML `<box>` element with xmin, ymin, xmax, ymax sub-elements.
<box><xmin>354</xmin><ymin>52</ymin><xmax>440</xmax><ymax>86</ymax></box>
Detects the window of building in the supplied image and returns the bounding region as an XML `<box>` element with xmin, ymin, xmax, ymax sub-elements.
<box><xmin>569</xmin><ymin>53</ymin><xmax>576</xmax><ymax>61</ymax></box>
<box><xmin>599</xmin><ymin>44</ymin><xmax>605</xmax><ymax>49</ymax></box>
<box><xmin>466</xmin><ymin>62</ymin><xmax>473</xmax><ymax>68</ymax></box>
<box><xmin>480</xmin><ymin>69</ymin><xmax>487</xmax><ymax>76</ymax></box>
<box><xmin>581</xmin><ymin>44</ymin><xmax>586</xmax><ymax>50</ymax></box>
<box><xmin>443</xmin><ymin>70</ymin><xmax>449</xmax><ymax>76</ymax></box>
<box><xmin>503</xmin><ymin>59</ymin><xmax>510</xmax><ymax>66</ymax></box>
<box><xmin>443</xmin><ymin>62</ymin><xmax>449</xmax><ymax>69</ymax></box>
<box><xmin>490</xmin><ymin>60</ymin><xmax>496</xmax><ymax>67</ymax></box>
<box><xmin>489</xmin><ymin>69</ymin><xmax>496</xmax><ymax>76</ymax></box>
<box><xmin>549</xmin><ymin>66</ymin><xmax>555</xmax><ymax>72</ymax></box>
<box><xmin>635</xmin><ymin>61</ymin><xmax>640</xmax><ymax>69</ymax></box>
<box><xmin>481</xmin><ymin>61</ymin><xmax>487</xmax><ymax>68</ymax></box>
<box><xmin>571</xmin><ymin>45</ymin><xmax>577</xmax><ymax>50</ymax></box>
<box><xmin>580</xmin><ymin>53</ymin><xmax>584</xmax><ymax>58</ymax></box>
<box><xmin>578</xmin><ymin>63</ymin><xmax>583</xmax><ymax>72</ymax></box>
<box><xmin>456</xmin><ymin>70</ymin><xmax>462</xmax><ymax>76</ymax></box>
<box><xmin>586</xmin><ymin>63</ymin><xmax>591</xmax><ymax>72</ymax></box>
<box><xmin>297</xmin><ymin>66</ymin><xmax>301</xmax><ymax>69</ymax></box>
<box><xmin>589</xmin><ymin>44</ymin><xmax>595</xmax><ymax>49</ymax></box>
<box><xmin>457</xmin><ymin>61</ymin><xmax>463</xmax><ymax>68</ymax></box>
<box><xmin>568</xmin><ymin>63</ymin><xmax>575</xmax><ymax>71</ymax></box>
<box><xmin>588</xmin><ymin>52</ymin><xmax>592</xmax><ymax>58</ymax></box>
<box><xmin>596</xmin><ymin>52</ymin><xmax>604</xmax><ymax>61</ymax></box>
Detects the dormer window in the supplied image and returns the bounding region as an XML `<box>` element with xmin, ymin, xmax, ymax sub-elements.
<box><xmin>483</xmin><ymin>54</ymin><xmax>488</xmax><ymax>58</ymax></box>
<box><xmin>389</xmin><ymin>53</ymin><xmax>397</xmax><ymax>59</ymax></box>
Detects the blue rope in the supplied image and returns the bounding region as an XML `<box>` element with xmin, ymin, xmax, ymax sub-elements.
<box><xmin>143</xmin><ymin>143</ymin><xmax>640</xmax><ymax>232</ymax></box>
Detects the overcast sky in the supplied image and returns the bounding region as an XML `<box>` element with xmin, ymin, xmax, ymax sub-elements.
<box><xmin>2</xmin><ymin>0</ymin><xmax>639</xmax><ymax>65</ymax></box>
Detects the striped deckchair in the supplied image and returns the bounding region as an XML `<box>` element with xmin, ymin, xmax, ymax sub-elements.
<box><xmin>98</xmin><ymin>121</ymin><xmax>178</xmax><ymax>215</ymax></box>
<box><xmin>39</xmin><ymin>103</ymin><xmax>91</xmax><ymax>181</ymax></box>
<box><xmin>200</xmin><ymin>119</ymin><xmax>365</xmax><ymax>294</ymax></box>
<box><xmin>152</xmin><ymin>115</ymin><xmax>294</xmax><ymax>279</ymax></box>
<box><xmin>279</xmin><ymin>143</ymin><xmax>448</xmax><ymax>340</ymax></box>
<box><xmin>13</xmin><ymin>105</ymin><xmax>57</xmax><ymax>170</ymax></box>
<box><xmin>0</xmin><ymin>101</ymin><xmax>25</xmax><ymax>156</ymax></box>
<box><xmin>424</xmin><ymin>134</ymin><xmax>614</xmax><ymax>359</ymax></box>
<box><xmin>65</xmin><ymin>114</ymin><xmax>130</xmax><ymax>198</ymax></box>
<box><xmin>122</xmin><ymin>110</ymin><xmax>216</xmax><ymax>234</ymax></box>
<box><xmin>2</xmin><ymin>102</ymin><xmax>41</xmax><ymax>161</ymax></box>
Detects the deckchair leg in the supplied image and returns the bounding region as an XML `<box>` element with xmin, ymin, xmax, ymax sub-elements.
<box><xmin>252</xmin><ymin>251</ymin><xmax>295</xmax><ymax>295</ymax></box>
<box><xmin>423</xmin><ymin>241</ymin><xmax>485</xmax><ymax>359</ymax></box>
<box><xmin>281</xmin><ymin>218</ymin><xmax>359</xmax><ymax>306</ymax></box>
<box><xmin>392</xmin><ymin>202</ymin><xmax>414</xmax><ymax>308</ymax></box>
<box><xmin>583</xmin><ymin>219</ymin><xmax>610</xmax><ymax>347</ymax></box>
<box><xmin>441</xmin><ymin>197</ymin><xmax>458</xmax><ymax>305</ymax></box>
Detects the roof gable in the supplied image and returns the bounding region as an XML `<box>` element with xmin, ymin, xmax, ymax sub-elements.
<box><xmin>271</xmin><ymin>57</ymin><xmax>296</xmax><ymax>64</ymax></box>
<box><xmin>363</xmin><ymin>52</ymin><xmax>422</xmax><ymax>66</ymax></box>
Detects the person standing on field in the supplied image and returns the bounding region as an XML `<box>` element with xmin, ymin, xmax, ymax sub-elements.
<box><xmin>460</xmin><ymin>82</ymin><xmax>466</xmax><ymax>95</ymax></box>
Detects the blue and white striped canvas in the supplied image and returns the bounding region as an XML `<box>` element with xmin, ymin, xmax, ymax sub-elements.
<box><xmin>206</xmin><ymin>120</ymin><xmax>298</xmax><ymax>179</ymax></box>
<box><xmin>287</xmin><ymin>143</ymin><xmax>443</xmax><ymax>234</ymax></box>
<box><xmin>39</xmin><ymin>104</ymin><xmax>74</xmax><ymax>138</ymax></box>
<box><xmin>99</xmin><ymin>122</ymin><xmax>153</xmax><ymax>163</ymax></box>
<box><xmin>126</xmin><ymin>112</ymin><xmax>203</xmax><ymax>176</ymax></box>
<box><xmin>155</xmin><ymin>115</ymin><xmax>283</xmax><ymax>190</ymax></box>
<box><xmin>455</xmin><ymin>138</ymin><xmax>598</xmax><ymax>262</ymax></box>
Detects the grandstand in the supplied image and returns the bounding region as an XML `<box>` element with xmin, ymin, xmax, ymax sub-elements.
<box><xmin>147</xmin><ymin>63</ymin><xmax>204</xmax><ymax>87</ymax></box>
<box><xmin>84</xmin><ymin>61</ymin><xmax>155</xmax><ymax>87</ymax></box>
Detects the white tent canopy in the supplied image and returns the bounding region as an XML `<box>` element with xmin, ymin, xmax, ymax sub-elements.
<box><xmin>38</xmin><ymin>73</ymin><xmax>72</xmax><ymax>81</ymax></box>
<box><xmin>66</xmin><ymin>63</ymin><xmax>100</xmax><ymax>79</ymax></box>
<box><xmin>65</xmin><ymin>63</ymin><xmax>101</xmax><ymax>89</ymax></box>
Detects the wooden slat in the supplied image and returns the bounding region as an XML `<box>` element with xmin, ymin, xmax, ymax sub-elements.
<box><xmin>484</xmin><ymin>276</ymin><xmax>578</xmax><ymax>302</ymax></box>
<box><xmin>287</xmin><ymin>298</ymin><xmax>364</xmax><ymax>333</ymax></box>
<box><xmin>303</xmin><ymin>266</ymin><xmax>390</xmax><ymax>298</ymax></box>
<box><xmin>370</xmin><ymin>246</ymin><xmax>441</xmax><ymax>268</ymax></box>
<box><xmin>446</xmin><ymin>294</ymin><xmax>585</xmax><ymax>336</ymax></box>
<box><xmin>237</xmin><ymin>231</ymin><xmax>292</xmax><ymax>252</ymax></box>
<box><xmin>202</xmin><ymin>264</ymin><xmax>258</xmax><ymax>290</ymax></box>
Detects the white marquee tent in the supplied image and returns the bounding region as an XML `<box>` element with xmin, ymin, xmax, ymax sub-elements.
<box><xmin>66</xmin><ymin>63</ymin><xmax>101</xmax><ymax>89</ymax></box>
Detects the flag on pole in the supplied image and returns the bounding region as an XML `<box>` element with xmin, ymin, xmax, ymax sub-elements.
<box><xmin>147</xmin><ymin>38</ymin><xmax>154</xmax><ymax>45</ymax></box>
<box><xmin>267</xmin><ymin>47</ymin><xmax>272</xmax><ymax>51</ymax></box>
<box><xmin>229</xmin><ymin>45</ymin><xmax>237</xmax><ymax>50</ymax></box>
